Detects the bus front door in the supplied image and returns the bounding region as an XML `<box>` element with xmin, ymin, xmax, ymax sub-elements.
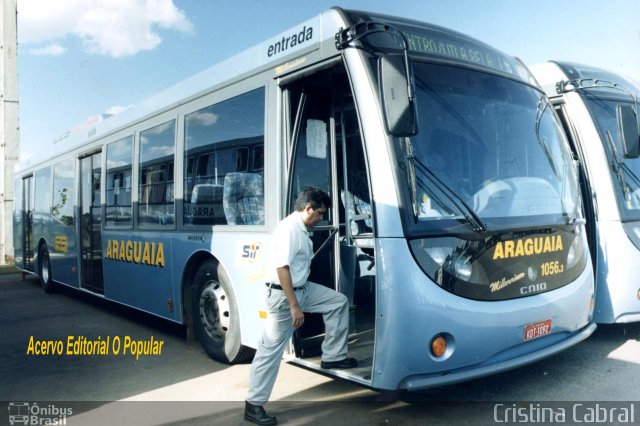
<box><xmin>23</xmin><ymin>175</ymin><xmax>34</xmax><ymax>271</ymax></box>
<box><xmin>285</xmin><ymin>66</ymin><xmax>376</xmax><ymax>378</ymax></box>
<box><xmin>287</xmin><ymin>83</ymin><xmax>337</xmax><ymax>357</ymax></box>
<box><xmin>79</xmin><ymin>152</ymin><xmax>104</xmax><ymax>294</ymax></box>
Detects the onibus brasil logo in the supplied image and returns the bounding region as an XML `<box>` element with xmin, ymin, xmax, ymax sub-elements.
<box><xmin>8</xmin><ymin>402</ymin><xmax>72</xmax><ymax>425</ymax></box>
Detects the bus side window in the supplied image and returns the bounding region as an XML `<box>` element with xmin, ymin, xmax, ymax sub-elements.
<box><xmin>106</xmin><ymin>136</ymin><xmax>133</xmax><ymax>227</ymax></box>
<box><xmin>52</xmin><ymin>158</ymin><xmax>75</xmax><ymax>228</ymax></box>
<box><xmin>138</xmin><ymin>120</ymin><xmax>175</xmax><ymax>227</ymax></box>
<box><xmin>183</xmin><ymin>87</ymin><xmax>265</xmax><ymax>226</ymax></box>
<box><xmin>34</xmin><ymin>167</ymin><xmax>52</xmax><ymax>218</ymax></box>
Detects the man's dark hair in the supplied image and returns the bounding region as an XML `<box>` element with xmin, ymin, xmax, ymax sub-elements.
<box><xmin>294</xmin><ymin>186</ymin><xmax>331</xmax><ymax>211</ymax></box>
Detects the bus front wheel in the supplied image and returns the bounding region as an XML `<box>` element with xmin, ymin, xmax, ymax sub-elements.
<box><xmin>192</xmin><ymin>260</ymin><xmax>253</xmax><ymax>363</ymax></box>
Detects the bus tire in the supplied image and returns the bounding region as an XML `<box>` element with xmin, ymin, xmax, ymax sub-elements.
<box><xmin>192</xmin><ymin>260</ymin><xmax>254</xmax><ymax>364</ymax></box>
<box><xmin>39</xmin><ymin>247</ymin><xmax>56</xmax><ymax>294</ymax></box>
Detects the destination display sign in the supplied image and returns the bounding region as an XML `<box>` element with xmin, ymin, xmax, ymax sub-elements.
<box><xmin>345</xmin><ymin>11</ymin><xmax>529</xmax><ymax>80</ymax></box>
<box><xmin>402</xmin><ymin>29</ymin><xmax>520</xmax><ymax>77</ymax></box>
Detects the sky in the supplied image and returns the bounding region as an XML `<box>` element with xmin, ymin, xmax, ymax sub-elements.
<box><xmin>16</xmin><ymin>0</ymin><xmax>640</xmax><ymax>167</ymax></box>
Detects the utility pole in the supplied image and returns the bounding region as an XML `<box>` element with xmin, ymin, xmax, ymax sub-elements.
<box><xmin>1</xmin><ymin>0</ymin><xmax>19</xmax><ymax>265</ymax></box>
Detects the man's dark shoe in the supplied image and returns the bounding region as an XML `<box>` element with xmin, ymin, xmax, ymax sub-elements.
<box><xmin>321</xmin><ymin>357</ymin><xmax>358</xmax><ymax>369</ymax></box>
<box><xmin>244</xmin><ymin>401</ymin><xmax>277</xmax><ymax>426</ymax></box>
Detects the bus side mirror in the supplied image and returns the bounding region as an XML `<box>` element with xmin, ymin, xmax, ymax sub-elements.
<box><xmin>617</xmin><ymin>105</ymin><xmax>640</xmax><ymax>159</ymax></box>
<box><xmin>378</xmin><ymin>55</ymin><xmax>418</xmax><ymax>137</ymax></box>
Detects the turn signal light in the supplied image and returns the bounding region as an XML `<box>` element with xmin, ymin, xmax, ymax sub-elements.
<box><xmin>431</xmin><ymin>335</ymin><xmax>447</xmax><ymax>358</ymax></box>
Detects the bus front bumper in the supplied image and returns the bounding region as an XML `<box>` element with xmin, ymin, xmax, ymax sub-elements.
<box><xmin>398</xmin><ymin>322</ymin><xmax>596</xmax><ymax>391</ymax></box>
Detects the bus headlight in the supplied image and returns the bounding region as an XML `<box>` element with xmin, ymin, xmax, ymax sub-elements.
<box><xmin>411</xmin><ymin>238</ymin><xmax>456</xmax><ymax>285</ymax></box>
<box><xmin>566</xmin><ymin>243</ymin><xmax>576</xmax><ymax>267</ymax></box>
<box><xmin>425</xmin><ymin>245</ymin><xmax>450</xmax><ymax>267</ymax></box>
<box><xmin>410</xmin><ymin>237</ymin><xmax>477</xmax><ymax>289</ymax></box>
<box><xmin>566</xmin><ymin>232</ymin><xmax>584</xmax><ymax>269</ymax></box>
<box><xmin>454</xmin><ymin>256</ymin><xmax>472</xmax><ymax>281</ymax></box>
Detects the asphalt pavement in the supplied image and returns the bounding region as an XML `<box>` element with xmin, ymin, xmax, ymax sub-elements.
<box><xmin>1</xmin><ymin>271</ymin><xmax>639</xmax><ymax>425</ymax></box>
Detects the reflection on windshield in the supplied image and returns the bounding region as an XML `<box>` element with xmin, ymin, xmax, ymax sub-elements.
<box><xmin>400</xmin><ymin>62</ymin><xmax>579</xmax><ymax>230</ymax></box>
<box><xmin>585</xmin><ymin>97</ymin><xmax>640</xmax><ymax>220</ymax></box>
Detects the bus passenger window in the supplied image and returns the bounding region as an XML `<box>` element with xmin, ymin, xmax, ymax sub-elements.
<box><xmin>52</xmin><ymin>158</ymin><xmax>75</xmax><ymax>227</ymax></box>
<box><xmin>183</xmin><ymin>88</ymin><xmax>265</xmax><ymax>226</ymax></box>
<box><xmin>138</xmin><ymin>120</ymin><xmax>175</xmax><ymax>227</ymax></box>
<box><xmin>34</xmin><ymin>167</ymin><xmax>52</xmax><ymax>217</ymax></box>
<box><xmin>106</xmin><ymin>136</ymin><xmax>133</xmax><ymax>226</ymax></box>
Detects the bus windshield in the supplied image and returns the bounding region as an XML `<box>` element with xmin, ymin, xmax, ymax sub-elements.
<box><xmin>399</xmin><ymin>62</ymin><xmax>580</xmax><ymax>232</ymax></box>
<box><xmin>583</xmin><ymin>96</ymin><xmax>640</xmax><ymax>221</ymax></box>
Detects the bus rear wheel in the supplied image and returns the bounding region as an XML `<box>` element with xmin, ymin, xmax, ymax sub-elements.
<box><xmin>39</xmin><ymin>246</ymin><xmax>56</xmax><ymax>294</ymax></box>
<box><xmin>192</xmin><ymin>260</ymin><xmax>254</xmax><ymax>363</ymax></box>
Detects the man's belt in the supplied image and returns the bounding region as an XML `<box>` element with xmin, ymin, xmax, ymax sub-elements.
<box><xmin>265</xmin><ymin>283</ymin><xmax>303</xmax><ymax>291</ymax></box>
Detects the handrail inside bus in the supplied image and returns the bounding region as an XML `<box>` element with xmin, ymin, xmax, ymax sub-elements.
<box><xmin>311</xmin><ymin>226</ymin><xmax>339</xmax><ymax>260</ymax></box>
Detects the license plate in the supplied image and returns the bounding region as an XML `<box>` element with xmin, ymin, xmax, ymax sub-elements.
<box><xmin>523</xmin><ymin>319</ymin><xmax>552</xmax><ymax>341</ymax></box>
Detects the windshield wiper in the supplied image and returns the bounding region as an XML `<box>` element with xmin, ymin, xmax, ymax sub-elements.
<box><xmin>408</xmin><ymin>154</ymin><xmax>486</xmax><ymax>233</ymax></box>
<box><xmin>535</xmin><ymin>97</ymin><xmax>560</xmax><ymax>177</ymax></box>
<box><xmin>557</xmin><ymin>78</ymin><xmax>637</xmax><ymax>102</ymax></box>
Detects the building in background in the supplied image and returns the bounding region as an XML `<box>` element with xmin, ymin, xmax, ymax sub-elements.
<box><xmin>1</xmin><ymin>0</ymin><xmax>19</xmax><ymax>264</ymax></box>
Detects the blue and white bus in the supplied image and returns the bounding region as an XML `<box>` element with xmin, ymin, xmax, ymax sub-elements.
<box><xmin>531</xmin><ymin>61</ymin><xmax>640</xmax><ymax>324</ymax></box>
<box><xmin>14</xmin><ymin>8</ymin><xmax>595</xmax><ymax>391</ymax></box>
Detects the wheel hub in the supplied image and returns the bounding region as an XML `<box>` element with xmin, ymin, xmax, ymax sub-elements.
<box><xmin>199</xmin><ymin>280</ymin><xmax>230</xmax><ymax>341</ymax></box>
